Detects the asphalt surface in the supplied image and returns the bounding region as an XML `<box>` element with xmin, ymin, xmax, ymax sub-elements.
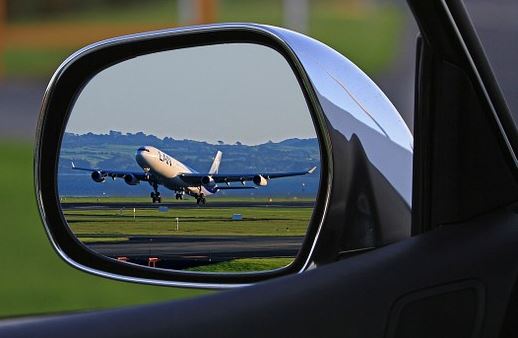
<box><xmin>61</xmin><ymin>200</ymin><xmax>315</xmax><ymax>210</ymax></box>
<box><xmin>374</xmin><ymin>2</ymin><xmax>418</xmax><ymax>131</ymax></box>
<box><xmin>87</xmin><ymin>235</ymin><xmax>303</xmax><ymax>269</ymax></box>
<box><xmin>0</xmin><ymin>80</ymin><xmax>46</xmax><ymax>140</ymax></box>
<box><xmin>463</xmin><ymin>0</ymin><xmax>518</xmax><ymax>119</ymax></box>
<box><xmin>374</xmin><ymin>0</ymin><xmax>518</xmax><ymax>133</ymax></box>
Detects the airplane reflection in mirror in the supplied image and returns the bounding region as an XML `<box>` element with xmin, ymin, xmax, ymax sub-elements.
<box><xmin>72</xmin><ymin>146</ymin><xmax>316</xmax><ymax>204</ymax></box>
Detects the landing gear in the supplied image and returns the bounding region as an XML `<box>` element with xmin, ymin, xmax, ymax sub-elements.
<box><xmin>151</xmin><ymin>191</ymin><xmax>161</xmax><ymax>203</ymax></box>
<box><xmin>196</xmin><ymin>194</ymin><xmax>206</xmax><ymax>205</ymax></box>
<box><xmin>150</xmin><ymin>182</ymin><xmax>161</xmax><ymax>203</ymax></box>
<box><xmin>175</xmin><ymin>192</ymin><xmax>184</xmax><ymax>200</ymax></box>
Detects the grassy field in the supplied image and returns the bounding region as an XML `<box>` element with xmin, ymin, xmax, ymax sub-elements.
<box><xmin>4</xmin><ymin>0</ymin><xmax>403</xmax><ymax>78</ymax></box>
<box><xmin>219</xmin><ymin>0</ymin><xmax>403</xmax><ymax>74</ymax></box>
<box><xmin>64</xmin><ymin>206</ymin><xmax>312</xmax><ymax>240</ymax></box>
<box><xmin>187</xmin><ymin>257</ymin><xmax>294</xmax><ymax>272</ymax></box>
<box><xmin>0</xmin><ymin>141</ymin><xmax>209</xmax><ymax>318</ymax></box>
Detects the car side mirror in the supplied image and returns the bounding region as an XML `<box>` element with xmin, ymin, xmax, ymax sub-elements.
<box><xmin>35</xmin><ymin>24</ymin><xmax>413</xmax><ymax>288</ymax></box>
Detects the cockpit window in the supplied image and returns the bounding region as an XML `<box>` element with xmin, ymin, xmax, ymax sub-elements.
<box><xmin>137</xmin><ymin>147</ymin><xmax>150</xmax><ymax>152</ymax></box>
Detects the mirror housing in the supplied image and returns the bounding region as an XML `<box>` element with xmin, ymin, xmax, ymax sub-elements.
<box><xmin>35</xmin><ymin>23</ymin><xmax>412</xmax><ymax>288</ymax></box>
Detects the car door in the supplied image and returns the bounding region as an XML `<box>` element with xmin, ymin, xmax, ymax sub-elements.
<box><xmin>1</xmin><ymin>0</ymin><xmax>518</xmax><ymax>337</ymax></box>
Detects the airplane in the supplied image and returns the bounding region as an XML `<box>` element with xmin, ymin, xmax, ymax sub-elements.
<box><xmin>71</xmin><ymin>146</ymin><xmax>317</xmax><ymax>204</ymax></box>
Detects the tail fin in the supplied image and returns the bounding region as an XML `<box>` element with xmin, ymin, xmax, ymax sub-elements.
<box><xmin>209</xmin><ymin>151</ymin><xmax>222</xmax><ymax>174</ymax></box>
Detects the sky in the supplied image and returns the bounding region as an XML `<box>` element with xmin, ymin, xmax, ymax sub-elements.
<box><xmin>66</xmin><ymin>43</ymin><xmax>317</xmax><ymax>145</ymax></box>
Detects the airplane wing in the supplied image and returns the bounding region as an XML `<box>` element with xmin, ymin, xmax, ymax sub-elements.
<box><xmin>179</xmin><ymin>166</ymin><xmax>317</xmax><ymax>186</ymax></box>
<box><xmin>71</xmin><ymin>162</ymin><xmax>150</xmax><ymax>182</ymax></box>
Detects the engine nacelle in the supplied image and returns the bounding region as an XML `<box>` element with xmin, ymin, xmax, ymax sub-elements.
<box><xmin>124</xmin><ymin>174</ymin><xmax>139</xmax><ymax>185</ymax></box>
<box><xmin>91</xmin><ymin>171</ymin><xmax>105</xmax><ymax>183</ymax></box>
<box><xmin>253</xmin><ymin>175</ymin><xmax>268</xmax><ymax>186</ymax></box>
<box><xmin>201</xmin><ymin>175</ymin><xmax>216</xmax><ymax>187</ymax></box>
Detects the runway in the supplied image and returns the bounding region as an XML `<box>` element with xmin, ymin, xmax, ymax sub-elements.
<box><xmin>87</xmin><ymin>235</ymin><xmax>303</xmax><ymax>270</ymax></box>
<box><xmin>64</xmin><ymin>199</ymin><xmax>311</xmax><ymax>269</ymax></box>
<box><xmin>61</xmin><ymin>200</ymin><xmax>314</xmax><ymax>210</ymax></box>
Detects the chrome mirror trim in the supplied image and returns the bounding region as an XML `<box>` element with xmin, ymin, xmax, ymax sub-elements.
<box><xmin>35</xmin><ymin>23</ymin><xmax>413</xmax><ymax>288</ymax></box>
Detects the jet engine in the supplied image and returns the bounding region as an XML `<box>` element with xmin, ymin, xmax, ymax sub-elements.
<box><xmin>124</xmin><ymin>174</ymin><xmax>139</xmax><ymax>185</ymax></box>
<box><xmin>91</xmin><ymin>171</ymin><xmax>105</xmax><ymax>183</ymax></box>
<box><xmin>253</xmin><ymin>175</ymin><xmax>268</xmax><ymax>186</ymax></box>
<box><xmin>201</xmin><ymin>175</ymin><xmax>216</xmax><ymax>187</ymax></box>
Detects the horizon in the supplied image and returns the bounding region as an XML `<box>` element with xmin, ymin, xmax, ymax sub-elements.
<box><xmin>65</xmin><ymin>44</ymin><xmax>317</xmax><ymax>145</ymax></box>
<box><xmin>63</xmin><ymin>130</ymin><xmax>319</xmax><ymax>147</ymax></box>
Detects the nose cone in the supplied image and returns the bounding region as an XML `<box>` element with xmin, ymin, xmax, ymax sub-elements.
<box><xmin>135</xmin><ymin>146</ymin><xmax>151</xmax><ymax>169</ymax></box>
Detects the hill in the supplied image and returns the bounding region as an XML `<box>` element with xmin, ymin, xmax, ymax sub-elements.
<box><xmin>58</xmin><ymin>131</ymin><xmax>321</xmax><ymax>198</ymax></box>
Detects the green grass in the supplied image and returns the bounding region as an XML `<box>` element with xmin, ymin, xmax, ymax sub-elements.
<box><xmin>0</xmin><ymin>141</ymin><xmax>208</xmax><ymax>318</ymax></box>
<box><xmin>220</xmin><ymin>0</ymin><xmax>403</xmax><ymax>75</ymax></box>
<box><xmin>64</xmin><ymin>206</ymin><xmax>311</xmax><ymax>238</ymax></box>
<box><xmin>5</xmin><ymin>1</ymin><xmax>403</xmax><ymax>78</ymax></box>
<box><xmin>3</xmin><ymin>47</ymin><xmax>75</xmax><ymax>78</ymax></box>
<box><xmin>310</xmin><ymin>3</ymin><xmax>403</xmax><ymax>75</ymax></box>
<box><xmin>187</xmin><ymin>257</ymin><xmax>294</xmax><ymax>273</ymax></box>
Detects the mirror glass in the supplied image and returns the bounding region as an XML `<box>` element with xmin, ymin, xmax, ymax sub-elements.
<box><xmin>58</xmin><ymin>43</ymin><xmax>320</xmax><ymax>273</ymax></box>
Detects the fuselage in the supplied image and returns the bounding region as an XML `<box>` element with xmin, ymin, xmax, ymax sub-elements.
<box><xmin>135</xmin><ymin>146</ymin><xmax>212</xmax><ymax>197</ymax></box>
